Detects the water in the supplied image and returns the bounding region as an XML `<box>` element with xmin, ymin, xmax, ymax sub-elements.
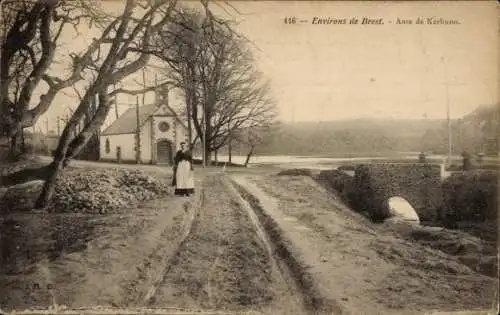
<box><xmin>198</xmin><ymin>153</ymin><xmax>469</xmax><ymax>170</ymax></box>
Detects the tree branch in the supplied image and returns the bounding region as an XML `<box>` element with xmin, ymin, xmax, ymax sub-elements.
<box><xmin>108</xmin><ymin>81</ymin><xmax>173</xmax><ymax>97</ymax></box>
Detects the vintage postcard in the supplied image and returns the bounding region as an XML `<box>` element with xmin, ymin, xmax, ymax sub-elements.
<box><xmin>0</xmin><ymin>0</ymin><xmax>498</xmax><ymax>314</ymax></box>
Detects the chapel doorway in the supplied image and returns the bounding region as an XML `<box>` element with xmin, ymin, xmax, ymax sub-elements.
<box><xmin>157</xmin><ymin>139</ymin><xmax>173</xmax><ymax>165</ymax></box>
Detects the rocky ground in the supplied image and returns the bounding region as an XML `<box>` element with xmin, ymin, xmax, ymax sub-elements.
<box><xmin>0</xmin><ymin>159</ymin><xmax>498</xmax><ymax>314</ymax></box>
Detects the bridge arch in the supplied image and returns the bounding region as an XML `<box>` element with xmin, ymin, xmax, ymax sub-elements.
<box><xmin>352</xmin><ymin>163</ymin><xmax>443</xmax><ymax>223</ymax></box>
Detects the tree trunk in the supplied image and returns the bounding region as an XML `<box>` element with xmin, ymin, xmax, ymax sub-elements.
<box><xmin>202</xmin><ymin>133</ymin><xmax>211</xmax><ymax>166</ymax></box>
<box><xmin>34</xmin><ymin>115</ymin><xmax>75</xmax><ymax>209</ymax></box>
<box><xmin>228</xmin><ymin>139</ymin><xmax>232</xmax><ymax>164</ymax></box>
<box><xmin>8</xmin><ymin>134</ymin><xmax>19</xmax><ymax>160</ymax></box>
<box><xmin>187</xmin><ymin>95</ymin><xmax>192</xmax><ymax>150</ymax></box>
<box><xmin>34</xmin><ymin>151</ymin><xmax>66</xmax><ymax>209</ymax></box>
<box><xmin>7</xmin><ymin>126</ymin><xmax>22</xmax><ymax>161</ymax></box>
<box><xmin>214</xmin><ymin>150</ymin><xmax>218</xmax><ymax>164</ymax></box>
<box><xmin>206</xmin><ymin>151</ymin><xmax>212</xmax><ymax>166</ymax></box>
<box><xmin>21</xmin><ymin>129</ymin><xmax>26</xmax><ymax>154</ymax></box>
<box><xmin>34</xmin><ymin>91</ymin><xmax>109</xmax><ymax>209</ymax></box>
<box><xmin>244</xmin><ymin>146</ymin><xmax>254</xmax><ymax>167</ymax></box>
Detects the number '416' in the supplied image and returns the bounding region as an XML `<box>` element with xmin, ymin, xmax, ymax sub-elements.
<box><xmin>284</xmin><ymin>17</ymin><xmax>296</xmax><ymax>24</ymax></box>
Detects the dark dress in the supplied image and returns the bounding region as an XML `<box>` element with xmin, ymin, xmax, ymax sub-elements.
<box><xmin>172</xmin><ymin>150</ymin><xmax>183</xmax><ymax>186</ymax></box>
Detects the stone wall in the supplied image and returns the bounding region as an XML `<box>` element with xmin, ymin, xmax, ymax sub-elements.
<box><xmin>352</xmin><ymin>163</ymin><xmax>443</xmax><ymax>222</ymax></box>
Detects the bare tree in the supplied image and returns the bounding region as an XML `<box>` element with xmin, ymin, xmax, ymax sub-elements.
<box><xmin>236</xmin><ymin>124</ymin><xmax>279</xmax><ymax>167</ymax></box>
<box><xmin>0</xmin><ymin>0</ymin><xmax>108</xmax><ymax>159</ymax></box>
<box><xmin>152</xmin><ymin>6</ymin><xmax>277</xmax><ymax>165</ymax></box>
<box><xmin>34</xmin><ymin>0</ymin><xmax>182</xmax><ymax>208</ymax></box>
<box><xmin>150</xmin><ymin>7</ymin><xmax>204</xmax><ymax>149</ymax></box>
<box><xmin>0</xmin><ymin>0</ymin><xmax>182</xmax><ymax>209</ymax></box>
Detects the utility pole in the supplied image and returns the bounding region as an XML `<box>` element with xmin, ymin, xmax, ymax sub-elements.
<box><xmin>441</xmin><ymin>57</ymin><xmax>452</xmax><ymax>166</ymax></box>
<box><xmin>135</xmin><ymin>96</ymin><xmax>141</xmax><ymax>164</ymax></box>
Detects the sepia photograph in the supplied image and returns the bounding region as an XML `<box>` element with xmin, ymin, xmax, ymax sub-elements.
<box><xmin>0</xmin><ymin>0</ymin><xmax>498</xmax><ymax>314</ymax></box>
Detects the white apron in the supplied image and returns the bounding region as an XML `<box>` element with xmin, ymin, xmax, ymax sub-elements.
<box><xmin>175</xmin><ymin>160</ymin><xmax>195</xmax><ymax>190</ymax></box>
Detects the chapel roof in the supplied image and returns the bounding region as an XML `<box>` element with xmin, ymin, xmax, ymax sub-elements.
<box><xmin>101</xmin><ymin>103</ymin><xmax>186</xmax><ymax>136</ymax></box>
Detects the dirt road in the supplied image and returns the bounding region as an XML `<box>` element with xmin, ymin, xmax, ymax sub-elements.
<box><xmin>148</xmin><ymin>175</ymin><xmax>307</xmax><ymax>314</ymax></box>
<box><xmin>1</xmin><ymin>169</ymin><xmax>498</xmax><ymax>314</ymax></box>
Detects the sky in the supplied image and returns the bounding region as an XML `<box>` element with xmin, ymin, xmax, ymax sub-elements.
<box><xmin>34</xmin><ymin>0</ymin><xmax>498</xmax><ymax>133</ymax></box>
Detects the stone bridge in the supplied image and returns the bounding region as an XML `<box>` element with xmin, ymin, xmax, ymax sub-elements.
<box><xmin>349</xmin><ymin>163</ymin><xmax>443</xmax><ymax>223</ymax></box>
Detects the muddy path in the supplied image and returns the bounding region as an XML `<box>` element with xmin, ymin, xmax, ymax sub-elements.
<box><xmin>148</xmin><ymin>174</ymin><xmax>308</xmax><ymax>315</ymax></box>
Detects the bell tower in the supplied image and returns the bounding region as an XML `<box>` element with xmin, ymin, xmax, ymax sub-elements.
<box><xmin>155</xmin><ymin>84</ymin><xmax>169</xmax><ymax>108</ymax></box>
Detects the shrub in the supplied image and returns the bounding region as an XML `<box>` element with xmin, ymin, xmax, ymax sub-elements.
<box><xmin>276</xmin><ymin>168</ymin><xmax>313</xmax><ymax>176</ymax></box>
<box><xmin>317</xmin><ymin>169</ymin><xmax>352</xmax><ymax>193</ymax></box>
<box><xmin>318</xmin><ymin>167</ymin><xmax>386</xmax><ymax>220</ymax></box>
<box><xmin>442</xmin><ymin>170</ymin><xmax>498</xmax><ymax>223</ymax></box>
<box><xmin>316</xmin><ymin>169</ymin><xmax>363</xmax><ymax>215</ymax></box>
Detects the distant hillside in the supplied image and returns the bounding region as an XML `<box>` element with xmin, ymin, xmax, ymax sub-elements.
<box><xmin>227</xmin><ymin>105</ymin><xmax>499</xmax><ymax>157</ymax></box>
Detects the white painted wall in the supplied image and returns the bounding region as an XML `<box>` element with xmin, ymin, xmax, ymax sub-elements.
<box><xmin>100</xmin><ymin>116</ymin><xmax>188</xmax><ymax>163</ymax></box>
<box><xmin>100</xmin><ymin>133</ymin><xmax>136</xmax><ymax>161</ymax></box>
<box><xmin>140</xmin><ymin>119</ymin><xmax>152</xmax><ymax>163</ymax></box>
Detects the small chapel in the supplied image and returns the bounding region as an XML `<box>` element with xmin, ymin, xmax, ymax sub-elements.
<box><xmin>99</xmin><ymin>85</ymin><xmax>188</xmax><ymax>165</ymax></box>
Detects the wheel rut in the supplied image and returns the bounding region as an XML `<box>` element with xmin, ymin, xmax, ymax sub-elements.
<box><xmin>230</xmin><ymin>175</ymin><xmax>345</xmax><ymax>315</ymax></box>
<box><xmin>147</xmin><ymin>174</ymin><xmax>311</xmax><ymax>314</ymax></box>
<box><xmin>141</xmin><ymin>189</ymin><xmax>204</xmax><ymax>306</ymax></box>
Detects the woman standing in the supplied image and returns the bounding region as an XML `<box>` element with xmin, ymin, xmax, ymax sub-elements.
<box><xmin>172</xmin><ymin>142</ymin><xmax>184</xmax><ymax>187</ymax></box>
<box><xmin>173</xmin><ymin>142</ymin><xmax>195</xmax><ymax>196</ymax></box>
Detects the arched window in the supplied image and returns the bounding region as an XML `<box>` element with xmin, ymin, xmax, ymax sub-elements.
<box><xmin>105</xmin><ymin>138</ymin><xmax>110</xmax><ymax>153</ymax></box>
